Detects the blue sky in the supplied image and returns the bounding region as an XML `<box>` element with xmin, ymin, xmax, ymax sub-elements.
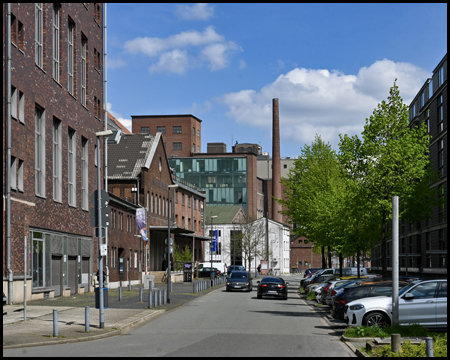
<box><xmin>106</xmin><ymin>3</ymin><xmax>447</xmax><ymax>158</ymax></box>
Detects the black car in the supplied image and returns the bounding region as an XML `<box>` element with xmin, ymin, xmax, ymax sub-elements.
<box><xmin>227</xmin><ymin>265</ymin><xmax>245</xmax><ymax>277</ymax></box>
<box><xmin>331</xmin><ymin>280</ymin><xmax>409</xmax><ymax>320</ymax></box>
<box><xmin>198</xmin><ymin>267</ymin><xmax>220</xmax><ymax>278</ymax></box>
<box><xmin>257</xmin><ymin>276</ymin><xmax>289</xmax><ymax>300</ymax></box>
<box><xmin>226</xmin><ymin>271</ymin><xmax>252</xmax><ymax>292</ymax></box>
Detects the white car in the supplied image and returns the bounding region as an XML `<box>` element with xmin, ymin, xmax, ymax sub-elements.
<box><xmin>344</xmin><ymin>279</ymin><xmax>447</xmax><ymax>329</ymax></box>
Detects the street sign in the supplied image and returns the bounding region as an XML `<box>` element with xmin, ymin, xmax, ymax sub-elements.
<box><xmin>165</xmin><ymin>246</ymin><xmax>173</xmax><ymax>254</ymax></box>
<box><xmin>90</xmin><ymin>190</ymin><xmax>110</xmax><ymax>228</ymax></box>
<box><xmin>165</xmin><ymin>238</ymin><xmax>174</xmax><ymax>245</ymax></box>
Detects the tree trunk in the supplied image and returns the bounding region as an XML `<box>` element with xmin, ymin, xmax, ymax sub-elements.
<box><xmin>339</xmin><ymin>253</ymin><xmax>343</xmax><ymax>277</ymax></box>
<box><xmin>321</xmin><ymin>246</ymin><xmax>326</xmax><ymax>268</ymax></box>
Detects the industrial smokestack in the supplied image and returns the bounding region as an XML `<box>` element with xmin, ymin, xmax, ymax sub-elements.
<box><xmin>272</xmin><ymin>98</ymin><xmax>282</xmax><ymax>222</ymax></box>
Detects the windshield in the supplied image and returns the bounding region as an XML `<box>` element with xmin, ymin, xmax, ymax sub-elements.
<box><xmin>230</xmin><ymin>272</ymin><xmax>248</xmax><ymax>279</ymax></box>
<box><xmin>261</xmin><ymin>277</ymin><xmax>283</xmax><ymax>284</ymax></box>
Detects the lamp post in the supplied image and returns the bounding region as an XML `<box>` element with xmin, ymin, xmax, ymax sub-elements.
<box><xmin>210</xmin><ymin>216</ymin><xmax>218</xmax><ymax>271</ymax></box>
<box><xmin>95</xmin><ymin>129</ymin><xmax>113</xmax><ymax>329</ymax></box>
<box><xmin>167</xmin><ymin>184</ymin><xmax>178</xmax><ymax>304</ymax></box>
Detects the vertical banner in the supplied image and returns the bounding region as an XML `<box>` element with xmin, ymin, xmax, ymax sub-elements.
<box><xmin>136</xmin><ymin>208</ymin><xmax>148</xmax><ymax>244</ymax></box>
<box><xmin>211</xmin><ymin>230</ymin><xmax>218</xmax><ymax>253</ymax></box>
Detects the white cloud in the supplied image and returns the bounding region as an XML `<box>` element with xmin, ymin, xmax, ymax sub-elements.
<box><xmin>176</xmin><ymin>3</ymin><xmax>214</xmax><ymax>20</ymax></box>
<box><xmin>107</xmin><ymin>58</ymin><xmax>126</xmax><ymax>69</ymax></box>
<box><xmin>123</xmin><ymin>26</ymin><xmax>241</xmax><ymax>74</ymax></box>
<box><xmin>218</xmin><ymin>59</ymin><xmax>430</xmax><ymax>149</ymax></box>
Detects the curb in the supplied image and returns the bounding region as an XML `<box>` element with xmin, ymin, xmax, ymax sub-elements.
<box><xmin>3</xmin><ymin>309</ymin><xmax>166</xmax><ymax>350</ymax></box>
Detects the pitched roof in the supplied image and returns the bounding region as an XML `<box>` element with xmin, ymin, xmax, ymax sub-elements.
<box><xmin>108</xmin><ymin>133</ymin><xmax>159</xmax><ymax>180</ymax></box>
<box><xmin>204</xmin><ymin>205</ymin><xmax>247</xmax><ymax>225</ymax></box>
<box><xmin>107</xmin><ymin>111</ymin><xmax>131</xmax><ymax>134</ymax></box>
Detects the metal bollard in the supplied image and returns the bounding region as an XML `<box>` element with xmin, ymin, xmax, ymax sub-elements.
<box><xmin>53</xmin><ymin>309</ymin><xmax>58</xmax><ymax>337</ymax></box>
<box><xmin>154</xmin><ymin>289</ymin><xmax>158</xmax><ymax>307</ymax></box>
<box><xmin>149</xmin><ymin>280</ymin><xmax>153</xmax><ymax>293</ymax></box>
<box><xmin>85</xmin><ymin>306</ymin><xmax>90</xmax><ymax>333</ymax></box>
<box><xmin>425</xmin><ymin>337</ymin><xmax>434</xmax><ymax>357</ymax></box>
<box><xmin>128</xmin><ymin>280</ymin><xmax>131</xmax><ymax>291</ymax></box>
<box><xmin>119</xmin><ymin>286</ymin><xmax>122</xmax><ymax>301</ymax></box>
<box><xmin>158</xmin><ymin>289</ymin><xmax>162</xmax><ymax>306</ymax></box>
<box><xmin>193</xmin><ymin>282</ymin><xmax>196</xmax><ymax>294</ymax></box>
<box><xmin>139</xmin><ymin>287</ymin><xmax>143</xmax><ymax>302</ymax></box>
<box><xmin>163</xmin><ymin>289</ymin><xmax>167</xmax><ymax>304</ymax></box>
<box><xmin>148</xmin><ymin>289</ymin><xmax>152</xmax><ymax>309</ymax></box>
<box><xmin>391</xmin><ymin>334</ymin><xmax>401</xmax><ymax>353</ymax></box>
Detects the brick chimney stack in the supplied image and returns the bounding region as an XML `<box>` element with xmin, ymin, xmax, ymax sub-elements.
<box><xmin>272</xmin><ymin>98</ymin><xmax>282</xmax><ymax>222</ymax></box>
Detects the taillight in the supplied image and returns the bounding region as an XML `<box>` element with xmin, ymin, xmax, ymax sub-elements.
<box><xmin>260</xmin><ymin>284</ymin><xmax>267</xmax><ymax>288</ymax></box>
<box><xmin>325</xmin><ymin>284</ymin><xmax>331</xmax><ymax>292</ymax></box>
<box><xmin>277</xmin><ymin>285</ymin><xmax>286</xmax><ymax>288</ymax></box>
<box><xmin>337</xmin><ymin>299</ymin><xmax>346</xmax><ymax>305</ymax></box>
<box><xmin>331</xmin><ymin>290</ymin><xmax>337</xmax><ymax>296</ymax></box>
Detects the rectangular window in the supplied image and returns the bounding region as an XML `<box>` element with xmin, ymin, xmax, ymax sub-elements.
<box><xmin>53</xmin><ymin>4</ymin><xmax>60</xmax><ymax>82</ymax></box>
<box><xmin>429</xmin><ymin>79</ymin><xmax>433</xmax><ymax>99</ymax></box>
<box><xmin>35</xmin><ymin>106</ymin><xmax>45</xmax><ymax>197</ymax></box>
<box><xmin>11</xmin><ymin>86</ymin><xmax>17</xmax><ymax>119</ymax></box>
<box><xmin>420</xmin><ymin>92</ymin><xmax>425</xmax><ymax>108</ymax></box>
<box><xmin>173</xmin><ymin>142</ymin><xmax>182</xmax><ymax>151</ymax></box>
<box><xmin>438</xmin><ymin>95</ymin><xmax>444</xmax><ymax>133</ymax></box>
<box><xmin>81</xmin><ymin>34</ymin><xmax>87</xmax><ymax>106</ymax></box>
<box><xmin>68</xmin><ymin>128</ymin><xmax>76</xmax><ymax>206</ymax></box>
<box><xmin>141</xmin><ymin>127</ymin><xmax>149</xmax><ymax>134</ymax></box>
<box><xmin>173</xmin><ymin>126</ymin><xmax>182</xmax><ymax>134</ymax></box>
<box><xmin>81</xmin><ymin>137</ymin><xmax>89</xmax><ymax>210</ymax></box>
<box><xmin>439</xmin><ymin>67</ymin><xmax>444</xmax><ymax>86</ymax></box>
<box><xmin>193</xmin><ymin>127</ymin><xmax>195</xmax><ymax>135</ymax></box>
<box><xmin>437</xmin><ymin>139</ymin><xmax>444</xmax><ymax>177</ymax></box>
<box><xmin>134</xmin><ymin>250</ymin><xmax>138</xmax><ymax>268</ymax></box>
<box><xmin>11</xmin><ymin>13</ymin><xmax>17</xmax><ymax>45</ymax></box>
<box><xmin>18</xmin><ymin>159</ymin><xmax>24</xmax><ymax>192</ymax></box>
<box><xmin>68</xmin><ymin>18</ymin><xmax>75</xmax><ymax>95</ymax></box>
<box><xmin>19</xmin><ymin>91</ymin><xmax>25</xmax><ymax>123</ymax></box>
<box><xmin>10</xmin><ymin>156</ymin><xmax>17</xmax><ymax>190</ymax></box>
<box><xmin>35</xmin><ymin>3</ymin><xmax>43</xmax><ymax>68</ymax></box>
<box><xmin>53</xmin><ymin>118</ymin><xmax>62</xmax><ymax>202</ymax></box>
<box><xmin>157</xmin><ymin>126</ymin><xmax>166</xmax><ymax>134</ymax></box>
<box><xmin>426</xmin><ymin>232</ymin><xmax>431</xmax><ymax>251</ymax></box>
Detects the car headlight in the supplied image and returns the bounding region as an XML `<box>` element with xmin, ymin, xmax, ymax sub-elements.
<box><xmin>226</xmin><ymin>282</ymin><xmax>231</xmax><ymax>286</ymax></box>
<box><xmin>349</xmin><ymin>304</ymin><xmax>364</xmax><ymax>311</ymax></box>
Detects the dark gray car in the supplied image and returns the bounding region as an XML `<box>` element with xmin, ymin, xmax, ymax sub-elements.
<box><xmin>226</xmin><ymin>271</ymin><xmax>253</xmax><ymax>292</ymax></box>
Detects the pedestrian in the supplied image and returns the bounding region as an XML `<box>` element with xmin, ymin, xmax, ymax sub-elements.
<box><xmin>257</xmin><ymin>264</ymin><xmax>261</xmax><ymax>275</ymax></box>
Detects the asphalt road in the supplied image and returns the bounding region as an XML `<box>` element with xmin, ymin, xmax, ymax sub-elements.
<box><xmin>5</xmin><ymin>275</ymin><xmax>355</xmax><ymax>357</ymax></box>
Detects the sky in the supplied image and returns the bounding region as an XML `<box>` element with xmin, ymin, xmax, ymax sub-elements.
<box><xmin>106</xmin><ymin>3</ymin><xmax>447</xmax><ymax>158</ymax></box>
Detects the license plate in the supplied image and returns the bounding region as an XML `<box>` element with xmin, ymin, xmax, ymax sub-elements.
<box><xmin>234</xmin><ymin>286</ymin><xmax>241</xmax><ymax>288</ymax></box>
<box><xmin>268</xmin><ymin>291</ymin><xmax>277</xmax><ymax>294</ymax></box>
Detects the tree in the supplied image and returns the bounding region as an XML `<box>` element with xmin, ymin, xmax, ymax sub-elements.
<box><xmin>338</xmin><ymin>80</ymin><xmax>437</xmax><ymax>277</ymax></box>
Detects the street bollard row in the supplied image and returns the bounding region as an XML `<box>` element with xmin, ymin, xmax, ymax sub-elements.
<box><xmin>192</xmin><ymin>276</ymin><xmax>226</xmax><ymax>294</ymax></box>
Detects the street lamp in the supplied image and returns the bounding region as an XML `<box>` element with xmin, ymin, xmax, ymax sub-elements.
<box><xmin>95</xmin><ymin>129</ymin><xmax>113</xmax><ymax>329</ymax></box>
<box><xmin>167</xmin><ymin>184</ymin><xmax>178</xmax><ymax>304</ymax></box>
<box><xmin>210</xmin><ymin>215</ymin><xmax>218</xmax><ymax>274</ymax></box>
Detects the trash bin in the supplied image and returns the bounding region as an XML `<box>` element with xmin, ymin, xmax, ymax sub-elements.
<box><xmin>95</xmin><ymin>287</ymin><xmax>108</xmax><ymax>309</ymax></box>
<box><xmin>183</xmin><ymin>262</ymin><xmax>192</xmax><ymax>282</ymax></box>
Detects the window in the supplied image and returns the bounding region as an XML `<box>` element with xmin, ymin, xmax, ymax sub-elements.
<box><xmin>134</xmin><ymin>250</ymin><xmax>138</xmax><ymax>268</ymax></box>
<box><xmin>11</xmin><ymin>86</ymin><xmax>17</xmax><ymax>119</ymax></box>
<box><xmin>18</xmin><ymin>91</ymin><xmax>25</xmax><ymax>123</ymax></box>
<box><xmin>438</xmin><ymin>67</ymin><xmax>444</xmax><ymax>86</ymax></box>
<box><xmin>94</xmin><ymin>48</ymin><xmax>101</xmax><ymax>71</ymax></box>
<box><xmin>192</xmin><ymin>144</ymin><xmax>195</xmax><ymax>153</ymax></box>
<box><xmin>18</xmin><ymin>159</ymin><xmax>24</xmax><ymax>192</ymax></box>
<box><xmin>81</xmin><ymin>34</ymin><xmax>87</xmax><ymax>106</ymax></box>
<box><xmin>426</xmin><ymin>232</ymin><xmax>431</xmax><ymax>251</ymax></box>
<box><xmin>173</xmin><ymin>142</ymin><xmax>182</xmax><ymax>151</ymax></box>
<box><xmin>35</xmin><ymin>106</ymin><xmax>45</xmax><ymax>197</ymax></box>
<box><xmin>81</xmin><ymin>137</ymin><xmax>89</xmax><ymax>210</ymax></box>
<box><xmin>173</xmin><ymin>126</ymin><xmax>182</xmax><ymax>134</ymax></box>
<box><xmin>197</xmin><ymin>130</ymin><xmax>200</xmax><ymax>137</ymax></box>
<box><xmin>425</xmin><ymin>109</ymin><xmax>430</xmax><ymax>134</ymax></box>
<box><xmin>437</xmin><ymin>95</ymin><xmax>444</xmax><ymax>133</ymax></box>
<box><xmin>53</xmin><ymin>4</ymin><xmax>60</xmax><ymax>82</ymax></box>
<box><xmin>420</xmin><ymin>92</ymin><xmax>425</xmax><ymax>108</ymax></box>
<box><xmin>53</xmin><ymin>118</ymin><xmax>62</xmax><ymax>202</ymax></box>
<box><xmin>409</xmin><ymin>282</ymin><xmax>438</xmax><ymax>299</ymax></box>
<box><xmin>141</xmin><ymin>127</ymin><xmax>149</xmax><ymax>134</ymax></box>
<box><xmin>68</xmin><ymin>18</ymin><xmax>75</xmax><ymax>95</ymax></box>
<box><xmin>11</xmin><ymin>13</ymin><xmax>17</xmax><ymax>45</ymax></box>
<box><xmin>412</xmin><ymin>103</ymin><xmax>416</xmax><ymax>118</ymax></box>
<box><xmin>35</xmin><ymin>3</ymin><xmax>44</xmax><ymax>68</ymax></box>
<box><xmin>437</xmin><ymin>139</ymin><xmax>444</xmax><ymax>177</ymax></box>
<box><xmin>157</xmin><ymin>126</ymin><xmax>165</xmax><ymax>134</ymax></box>
<box><xmin>438</xmin><ymin>229</ymin><xmax>445</xmax><ymax>250</ymax></box>
<box><xmin>68</xmin><ymin>128</ymin><xmax>76</xmax><ymax>206</ymax></box>
<box><xmin>428</xmin><ymin>79</ymin><xmax>433</xmax><ymax>99</ymax></box>
<box><xmin>10</xmin><ymin>156</ymin><xmax>17</xmax><ymax>190</ymax></box>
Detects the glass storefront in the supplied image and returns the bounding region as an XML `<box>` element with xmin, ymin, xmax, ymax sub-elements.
<box><xmin>169</xmin><ymin>157</ymin><xmax>248</xmax><ymax>211</ymax></box>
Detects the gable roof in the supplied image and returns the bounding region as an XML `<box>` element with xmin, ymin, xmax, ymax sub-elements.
<box><xmin>205</xmin><ymin>205</ymin><xmax>247</xmax><ymax>225</ymax></box>
<box><xmin>108</xmin><ymin>133</ymin><xmax>160</xmax><ymax>180</ymax></box>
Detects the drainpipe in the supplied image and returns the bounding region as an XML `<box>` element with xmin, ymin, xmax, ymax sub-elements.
<box><xmin>103</xmin><ymin>3</ymin><xmax>109</xmax><ymax>285</ymax></box>
<box><xmin>6</xmin><ymin>3</ymin><xmax>14</xmax><ymax>304</ymax></box>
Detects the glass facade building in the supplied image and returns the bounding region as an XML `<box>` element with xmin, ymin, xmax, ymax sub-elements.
<box><xmin>169</xmin><ymin>157</ymin><xmax>248</xmax><ymax>211</ymax></box>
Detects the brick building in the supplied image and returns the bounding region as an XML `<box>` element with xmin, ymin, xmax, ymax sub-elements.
<box><xmin>4</xmin><ymin>3</ymin><xmax>104</xmax><ymax>303</ymax></box>
<box><xmin>131</xmin><ymin>114</ymin><xmax>202</xmax><ymax>157</ymax></box>
<box><xmin>371</xmin><ymin>54</ymin><xmax>447</xmax><ymax>278</ymax></box>
<box><xmin>290</xmin><ymin>235</ymin><xmax>322</xmax><ymax>273</ymax></box>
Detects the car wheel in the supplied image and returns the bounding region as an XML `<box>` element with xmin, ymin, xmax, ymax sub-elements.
<box><xmin>257</xmin><ymin>294</ymin><xmax>262</xmax><ymax>299</ymax></box>
<box><xmin>363</xmin><ymin>311</ymin><xmax>389</xmax><ymax>328</ymax></box>
<box><xmin>283</xmin><ymin>295</ymin><xmax>288</xmax><ymax>300</ymax></box>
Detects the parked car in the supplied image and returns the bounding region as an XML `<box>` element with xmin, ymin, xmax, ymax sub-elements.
<box><xmin>320</xmin><ymin>279</ymin><xmax>361</xmax><ymax>305</ymax></box>
<box><xmin>331</xmin><ymin>280</ymin><xmax>409</xmax><ymax>320</ymax></box>
<box><xmin>306</xmin><ymin>275</ymin><xmax>364</xmax><ymax>295</ymax></box>
<box><xmin>198</xmin><ymin>267</ymin><xmax>220</xmax><ymax>278</ymax></box>
<box><xmin>198</xmin><ymin>262</ymin><xmax>227</xmax><ymax>276</ymax></box>
<box><xmin>257</xmin><ymin>276</ymin><xmax>289</xmax><ymax>300</ymax></box>
<box><xmin>344</xmin><ymin>279</ymin><xmax>447</xmax><ymax>329</ymax></box>
<box><xmin>324</xmin><ymin>279</ymin><xmax>369</xmax><ymax>306</ymax></box>
<box><xmin>300</xmin><ymin>269</ymin><xmax>322</xmax><ymax>287</ymax></box>
<box><xmin>226</xmin><ymin>271</ymin><xmax>253</xmax><ymax>292</ymax></box>
<box><xmin>303</xmin><ymin>268</ymin><xmax>322</xmax><ymax>277</ymax></box>
<box><xmin>227</xmin><ymin>265</ymin><xmax>245</xmax><ymax>276</ymax></box>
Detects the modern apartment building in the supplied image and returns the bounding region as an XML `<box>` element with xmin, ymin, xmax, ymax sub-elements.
<box><xmin>371</xmin><ymin>54</ymin><xmax>447</xmax><ymax>278</ymax></box>
<box><xmin>4</xmin><ymin>3</ymin><xmax>105</xmax><ymax>303</ymax></box>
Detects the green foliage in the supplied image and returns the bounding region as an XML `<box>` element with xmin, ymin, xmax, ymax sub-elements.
<box><xmin>307</xmin><ymin>291</ymin><xmax>316</xmax><ymax>300</ymax></box>
<box><xmin>373</xmin><ymin>334</ymin><xmax>447</xmax><ymax>357</ymax></box>
<box><xmin>173</xmin><ymin>244</ymin><xmax>193</xmax><ymax>271</ymax></box>
<box><xmin>345</xmin><ymin>323</ymin><xmax>438</xmax><ymax>338</ymax></box>
<box><xmin>345</xmin><ymin>325</ymin><xmax>388</xmax><ymax>338</ymax></box>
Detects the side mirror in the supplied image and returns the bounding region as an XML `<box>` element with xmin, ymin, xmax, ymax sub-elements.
<box><xmin>286</xmin><ymin>282</ymin><xmax>289</xmax><ymax>285</ymax></box>
<box><xmin>257</xmin><ymin>281</ymin><xmax>260</xmax><ymax>284</ymax></box>
<box><xmin>404</xmin><ymin>293</ymin><xmax>414</xmax><ymax>300</ymax></box>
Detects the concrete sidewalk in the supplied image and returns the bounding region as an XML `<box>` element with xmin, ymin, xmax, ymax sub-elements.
<box><xmin>3</xmin><ymin>279</ymin><xmax>228</xmax><ymax>349</ymax></box>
